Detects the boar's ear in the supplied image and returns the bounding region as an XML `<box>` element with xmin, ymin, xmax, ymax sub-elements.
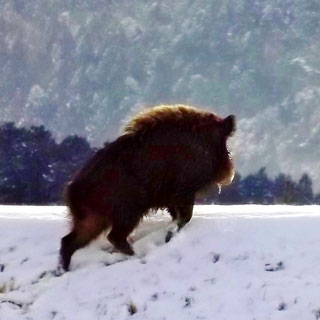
<box><xmin>222</xmin><ymin>115</ymin><xmax>236</xmax><ymax>136</ymax></box>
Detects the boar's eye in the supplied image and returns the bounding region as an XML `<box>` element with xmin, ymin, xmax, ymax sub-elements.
<box><xmin>222</xmin><ymin>115</ymin><xmax>236</xmax><ymax>136</ymax></box>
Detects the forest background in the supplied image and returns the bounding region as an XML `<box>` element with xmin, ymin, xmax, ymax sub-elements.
<box><xmin>1</xmin><ymin>0</ymin><xmax>320</xmax><ymax>204</ymax></box>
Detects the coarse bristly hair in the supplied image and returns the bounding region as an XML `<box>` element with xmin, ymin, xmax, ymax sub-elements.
<box><xmin>59</xmin><ymin>103</ymin><xmax>235</xmax><ymax>272</ymax></box>
<box><xmin>123</xmin><ymin>104</ymin><xmax>222</xmax><ymax>137</ymax></box>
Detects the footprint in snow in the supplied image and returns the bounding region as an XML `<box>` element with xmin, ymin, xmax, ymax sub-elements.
<box><xmin>265</xmin><ymin>261</ymin><xmax>284</xmax><ymax>272</ymax></box>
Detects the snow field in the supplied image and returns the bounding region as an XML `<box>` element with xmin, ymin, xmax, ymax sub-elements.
<box><xmin>0</xmin><ymin>205</ymin><xmax>320</xmax><ymax>320</ymax></box>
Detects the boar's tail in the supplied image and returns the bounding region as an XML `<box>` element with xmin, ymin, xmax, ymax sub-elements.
<box><xmin>64</xmin><ymin>181</ymin><xmax>85</xmax><ymax>220</ymax></box>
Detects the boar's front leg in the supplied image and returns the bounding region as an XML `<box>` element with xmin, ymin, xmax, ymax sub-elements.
<box><xmin>165</xmin><ymin>199</ymin><xmax>194</xmax><ymax>243</ymax></box>
<box><xmin>176</xmin><ymin>204</ymin><xmax>194</xmax><ymax>230</ymax></box>
<box><xmin>167</xmin><ymin>206</ymin><xmax>178</xmax><ymax>221</ymax></box>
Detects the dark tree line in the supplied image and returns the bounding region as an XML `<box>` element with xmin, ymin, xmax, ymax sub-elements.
<box><xmin>0</xmin><ymin>122</ymin><xmax>319</xmax><ymax>205</ymax></box>
<box><xmin>203</xmin><ymin>168</ymin><xmax>320</xmax><ymax>205</ymax></box>
<box><xmin>0</xmin><ymin>122</ymin><xmax>93</xmax><ymax>204</ymax></box>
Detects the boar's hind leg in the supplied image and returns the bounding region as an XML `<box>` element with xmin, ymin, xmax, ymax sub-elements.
<box><xmin>60</xmin><ymin>215</ymin><xmax>106</xmax><ymax>271</ymax></box>
<box><xmin>107</xmin><ymin>209</ymin><xmax>142</xmax><ymax>256</ymax></box>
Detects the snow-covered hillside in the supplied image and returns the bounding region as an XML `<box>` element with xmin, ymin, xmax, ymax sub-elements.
<box><xmin>1</xmin><ymin>205</ymin><xmax>320</xmax><ymax>320</ymax></box>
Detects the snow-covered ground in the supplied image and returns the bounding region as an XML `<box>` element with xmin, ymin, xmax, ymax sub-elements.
<box><xmin>1</xmin><ymin>205</ymin><xmax>320</xmax><ymax>320</ymax></box>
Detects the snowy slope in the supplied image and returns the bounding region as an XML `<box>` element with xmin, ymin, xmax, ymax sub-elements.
<box><xmin>1</xmin><ymin>205</ymin><xmax>320</xmax><ymax>320</ymax></box>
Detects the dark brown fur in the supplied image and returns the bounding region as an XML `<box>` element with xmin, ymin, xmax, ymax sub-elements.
<box><xmin>60</xmin><ymin>105</ymin><xmax>236</xmax><ymax>271</ymax></box>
